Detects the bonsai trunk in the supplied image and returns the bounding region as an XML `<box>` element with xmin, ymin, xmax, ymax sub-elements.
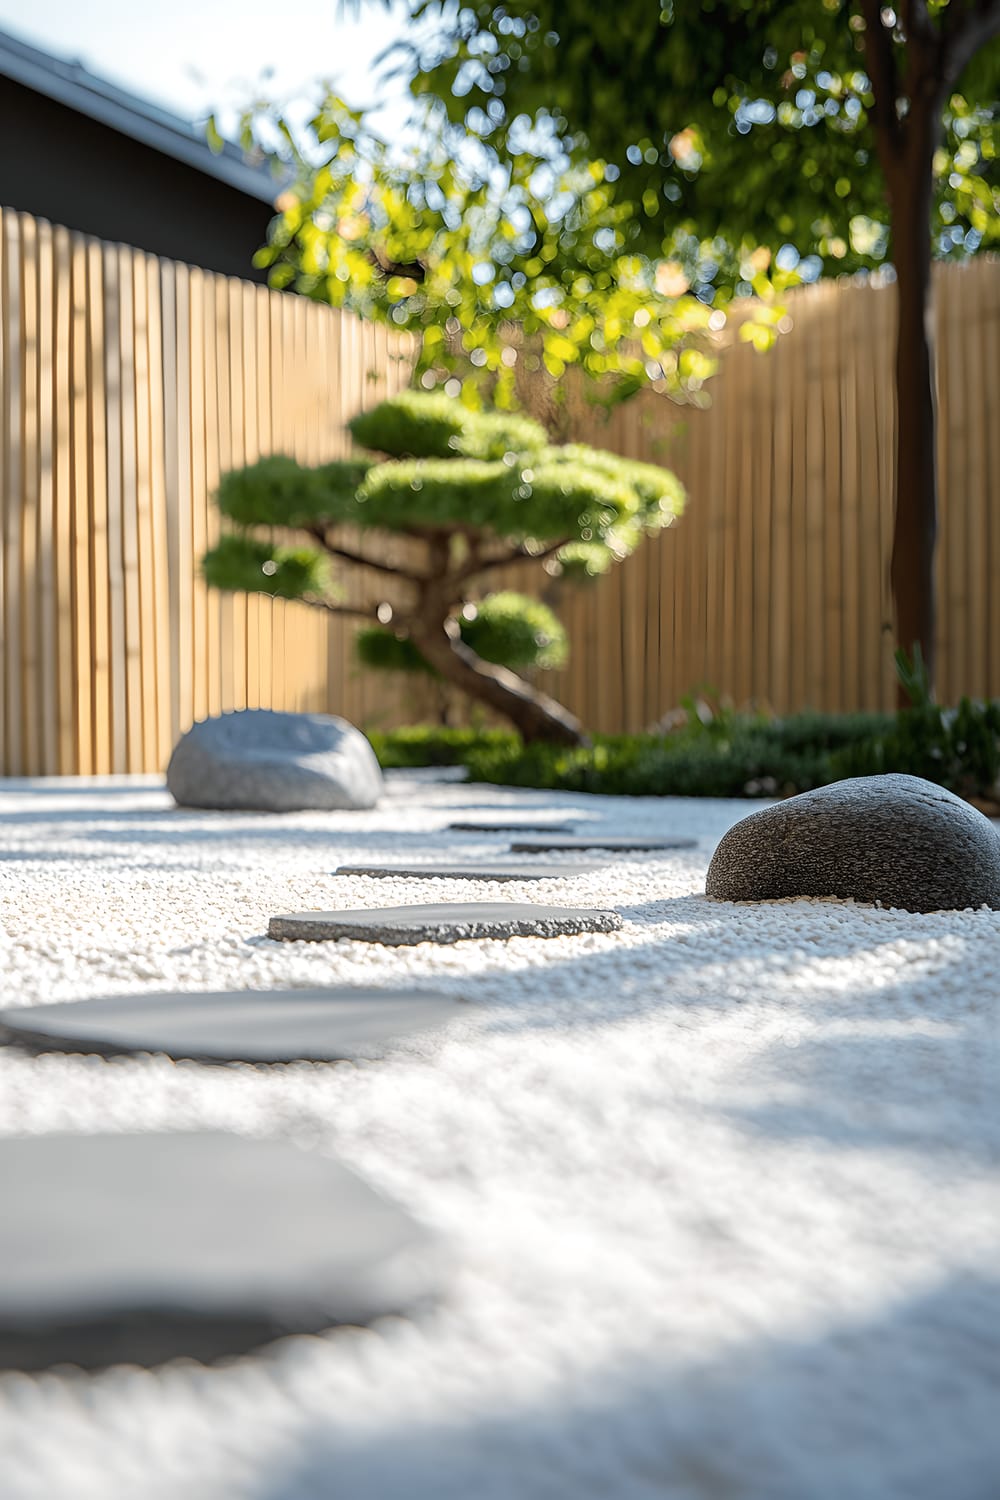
<box><xmin>887</xmin><ymin>113</ymin><xmax>940</xmax><ymax>700</ymax></box>
<box><xmin>411</xmin><ymin>621</ymin><xmax>587</xmax><ymax>746</ymax></box>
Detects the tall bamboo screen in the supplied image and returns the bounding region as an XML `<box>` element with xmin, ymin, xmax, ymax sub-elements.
<box><xmin>1</xmin><ymin>206</ymin><xmax>998</xmax><ymax>774</ymax></box>
<box><xmin>0</xmin><ymin>208</ymin><xmax>414</xmax><ymax>775</ymax></box>
<box><xmin>545</xmin><ymin>256</ymin><xmax>1000</xmax><ymax>731</ymax></box>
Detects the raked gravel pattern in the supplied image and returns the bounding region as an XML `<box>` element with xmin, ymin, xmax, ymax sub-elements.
<box><xmin>0</xmin><ymin>770</ymin><xmax>998</xmax><ymax>1500</ymax></box>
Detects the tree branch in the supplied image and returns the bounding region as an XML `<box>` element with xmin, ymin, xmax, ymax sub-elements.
<box><xmin>306</xmin><ymin>526</ymin><xmax>425</xmax><ymax>583</ymax></box>
<box><xmin>302</xmin><ymin>596</ymin><xmax>388</xmax><ymax>622</ymax></box>
<box><xmin>454</xmin><ymin>535</ymin><xmax>573</xmax><ymax>584</ymax></box>
<box><xmin>940</xmin><ymin>0</ymin><xmax>1000</xmax><ymax>88</ymax></box>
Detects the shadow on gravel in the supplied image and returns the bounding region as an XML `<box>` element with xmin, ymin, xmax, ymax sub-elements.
<box><xmin>249</xmin><ymin>1271</ymin><xmax>1000</xmax><ymax>1500</ymax></box>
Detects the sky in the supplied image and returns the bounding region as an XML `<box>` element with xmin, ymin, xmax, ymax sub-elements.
<box><xmin>0</xmin><ymin>0</ymin><xmax>414</xmax><ymax>132</ymax></box>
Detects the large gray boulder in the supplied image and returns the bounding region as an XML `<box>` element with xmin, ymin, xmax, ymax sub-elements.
<box><xmin>167</xmin><ymin>709</ymin><xmax>382</xmax><ymax>812</ymax></box>
<box><xmin>705</xmin><ymin>773</ymin><xmax>1000</xmax><ymax>913</ymax></box>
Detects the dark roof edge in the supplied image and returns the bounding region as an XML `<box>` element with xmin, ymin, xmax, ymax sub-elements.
<box><xmin>0</xmin><ymin>24</ymin><xmax>278</xmax><ymax>206</ymax></box>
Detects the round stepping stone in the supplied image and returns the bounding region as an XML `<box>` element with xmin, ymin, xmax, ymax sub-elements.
<box><xmin>0</xmin><ymin>1131</ymin><xmax>445</xmax><ymax>1371</ymax></box>
<box><xmin>334</xmin><ymin>861</ymin><xmax>606</xmax><ymax>882</ymax></box>
<box><xmin>706</xmin><ymin>772</ymin><xmax>1000</xmax><ymax>913</ymax></box>
<box><xmin>268</xmin><ymin>902</ymin><xmax>623</xmax><ymax>945</ymax></box>
<box><xmin>448</xmin><ymin>821</ymin><xmax>577</xmax><ymax>834</ymax></box>
<box><xmin>0</xmin><ymin>988</ymin><xmax>461</xmax><ymax>1064</ymax></box>
<box><xmin>511</xmin><ymin>834</ymin><xmax>697</xmax><ymax>853</ymax></box>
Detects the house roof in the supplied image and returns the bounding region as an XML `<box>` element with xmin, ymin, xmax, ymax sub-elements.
<box><xmin>0</xmin><ymin>24</ymin><xmax>277</xmax><ymax>205</ymax></box>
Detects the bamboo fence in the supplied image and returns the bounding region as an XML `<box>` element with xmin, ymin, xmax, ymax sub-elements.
<box><xmin>0</xmin><ymin>207</ymin><xmax>413</xmax><ymax>775</ymax></box>
<box><xmin>0</xmin><ymin>204</ymin><xmax>997</xmax><ymax>771</ymax></box>
<box><xmin>544</xmin><ymin>256</ymin><xmax>1000</xmax><ymax>730</ymax></box>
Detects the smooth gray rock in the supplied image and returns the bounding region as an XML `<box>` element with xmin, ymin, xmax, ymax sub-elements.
<box><xmin>511</xmin><ymin>834</ymin><xmax>697</xmax><ymax>853</ymax></box>
<box><xmin>0</xmin><ymin>988</ymin><xmax>462</xmax><ymax>1064</ymax></box>
<box><xmin>166</xmin><ymin>710</ymin><xmax>382</xmax><ymax>812</ymax></box>
<box><xmin>706</xmin><ymin>773</ymin><xmax>1000</xmax><ymax>913</ymax></box>
<box><xmin>0</xmin><ymin>1132</ymin><xmax>445</xmax><ymax>1371</ymax></box>
<box><xmin>268</xmin><ymin>902</ymin><xmax>623</xmax><ymax>945</ymax></box>
<box><xmin>334</xmin><ymin>861</ymin><xmax>606</xmax><ymax>882</ymax></box>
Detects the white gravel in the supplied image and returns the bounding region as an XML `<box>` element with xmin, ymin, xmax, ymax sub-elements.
<box><xmin>0</xmin><ymin>771</ymin><xmax>998</xmax><ymax>1500</ymax></box>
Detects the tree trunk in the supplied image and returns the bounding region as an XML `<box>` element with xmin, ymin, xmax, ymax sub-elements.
<box><xmin>887</xmin><ymin>118</ymin><xmax>940</xmax><ymax>700</ymax></box>
<box><xmin>890</xmin><ymin>195</ymin><xmax>937</xmax><ymax>688</ymax></box>
<box><xmin>412</xmin><ymin>623</ymin><xmax>588</xmax><ymax>746</ymax></box>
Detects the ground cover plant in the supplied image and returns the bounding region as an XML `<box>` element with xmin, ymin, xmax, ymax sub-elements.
<box><xmin>371</xmin><ymin>670</ymin><xmax>1000</xmax><ymax>806</ymax></box>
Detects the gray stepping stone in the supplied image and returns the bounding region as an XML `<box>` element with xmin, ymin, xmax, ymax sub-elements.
<box><xmin>268</xmin><ymin>902</ymin><xmax>623</xmax><ymax>945</ymax></box>
<box><xmin>0</xmin><ymin>1131</ymin><xmax>445</xmax><ymax>1371</ymax></box>
<box><xmin>334</xmin><ymin>861</ymin><xmax>606</xmax><ymax>882</ymax></box>
<box><xmin>511</xmin><ymin>834</ymin><xmax>698</xmax><ymax>853</ymax></box>
<box><xmin>0</xmin><ymin>988</ymin><xmax>461</xmax><ymax>1064</ymax></box>
<box><xmin>448</xmin><ymin>821</ymin><xmax>577</xmax><ymax>834</ymax></box>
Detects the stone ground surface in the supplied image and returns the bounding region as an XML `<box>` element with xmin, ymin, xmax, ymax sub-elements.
<box><xmin>0</xmin><ymin>771</ymin><xmax>998</xmax><ymax>1500</ymax></box>
<box><xmin>0</xmin><ymin>988</ymin><xmax>464</xmax><ymax>1063</ymax></box>
<box><xmin>0</xmin><ymin>1131</ymin><xmax>444</xmax><ymax>1370</ymax></box>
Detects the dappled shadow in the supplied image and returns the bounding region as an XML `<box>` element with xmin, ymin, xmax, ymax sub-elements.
<box><xmin>720</xmin><ymin>1024</ymin><xmax>1000</xmax><ymax>1161</ymax></box>
<box><xmin>249</xmin><ymin>1272</ymin><xmax>1000</xmax><ymax>1500</ymax></box>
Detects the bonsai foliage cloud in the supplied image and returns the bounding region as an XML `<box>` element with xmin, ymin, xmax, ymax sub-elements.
<box><xmin>203</xmin><ymin>391</ymin><xmax>684</xmax><ymax>745</ymax></box>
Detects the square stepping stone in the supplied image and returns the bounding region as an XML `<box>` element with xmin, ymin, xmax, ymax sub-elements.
<box><xmin>0</xmin><ymin>1132</ymin><xmax>445</xmax><ymax>1371</ymax></box>
<box><xmin>0</xmin><ymin>988</ymin><xmax>462</xmax><ymax>1064</ymax></box>
<box><xmin>334</xmin><ymin>861</ymin><xmax>606</xmax><ymax>883</ymax></box>
<box><xmin>510</xmin><ymin>833</ymin><xmax>698</xmax><ymax>853</ymax></box>
<box><xmin>447</xmin><ymin>821</ymin><xmax>577</xmax><ymax>834</ymax></box>
<box><xmin>268</xmin><ymin>902</ymin><xmax>623</xmax><ymax>945</ymax></box>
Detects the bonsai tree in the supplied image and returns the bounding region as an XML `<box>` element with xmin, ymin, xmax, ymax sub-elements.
<box><xmin>203</xmin><ymin>390</ymin><xmax>684</xmax><ymax>745</ymax></box>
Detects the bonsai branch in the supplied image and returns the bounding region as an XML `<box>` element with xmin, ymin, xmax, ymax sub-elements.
<box><xmin>307</xmin><ymin>527</ymin><xmax>426</xmax><ymax>583</ymax></box>
<box><xmin>304</xmin><ymin>597</ymin><xmax>393</xmax><ymax>622</ymax></box>
<box><xmin>455</xmin><ymin>536</ymin><xmax>573</xmax><ymax>584</ymax></box>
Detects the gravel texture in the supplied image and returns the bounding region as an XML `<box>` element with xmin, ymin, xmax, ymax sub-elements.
<box><xmin>0</xmin><ymin>771</ymin><xmax>998</xmax><ymax>1500</ymax></box>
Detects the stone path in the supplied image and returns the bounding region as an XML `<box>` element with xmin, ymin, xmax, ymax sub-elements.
<box><xmin>333</xmin><ymin>860</ymin><xmax>607</xmax><ymax>882</ymax></box>
<box><xmin>0</xmin><ymin>1132</ymin><xmax>444</xmax><ymax>1371</ymax></box>
<box><xmin>268</xmin><ymin>901</ymin><xmax>624</xmax><ymax>945</ymax></box>
<box><xmin>2</xmin><ymin>787</ymin><xmax>630</xmax><ymax>1372</ymax></box>
<box><xmin>0</xmin><ymin>987</ymin><xmax>463</xmax><ymax>1064</ymax></box>
<box><xmin>511</xmin><ymin>833</ymin><xmax>698</xmax><ymax>852</ymax></box>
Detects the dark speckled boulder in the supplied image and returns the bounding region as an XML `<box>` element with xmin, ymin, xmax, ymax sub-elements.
<box><xmin>706</xmin><ymin>774</ymin><xmax>1000</xmax><ymax>913</ymax></box>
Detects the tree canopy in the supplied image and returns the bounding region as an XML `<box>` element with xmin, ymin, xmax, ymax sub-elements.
<box><xmin>398</xmin><ymin>0</ymin><xmax>999</xmax><ymax>277</ymax></box>
<box><xmin>235</xmin><ymin>1</ymin><xmax>998</xmax><ymax>401</ymax></box>
<box><xmin>231</xmin><ymin>0</ymin><xmax>1000</xmax><ymax>689</ymax></box>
